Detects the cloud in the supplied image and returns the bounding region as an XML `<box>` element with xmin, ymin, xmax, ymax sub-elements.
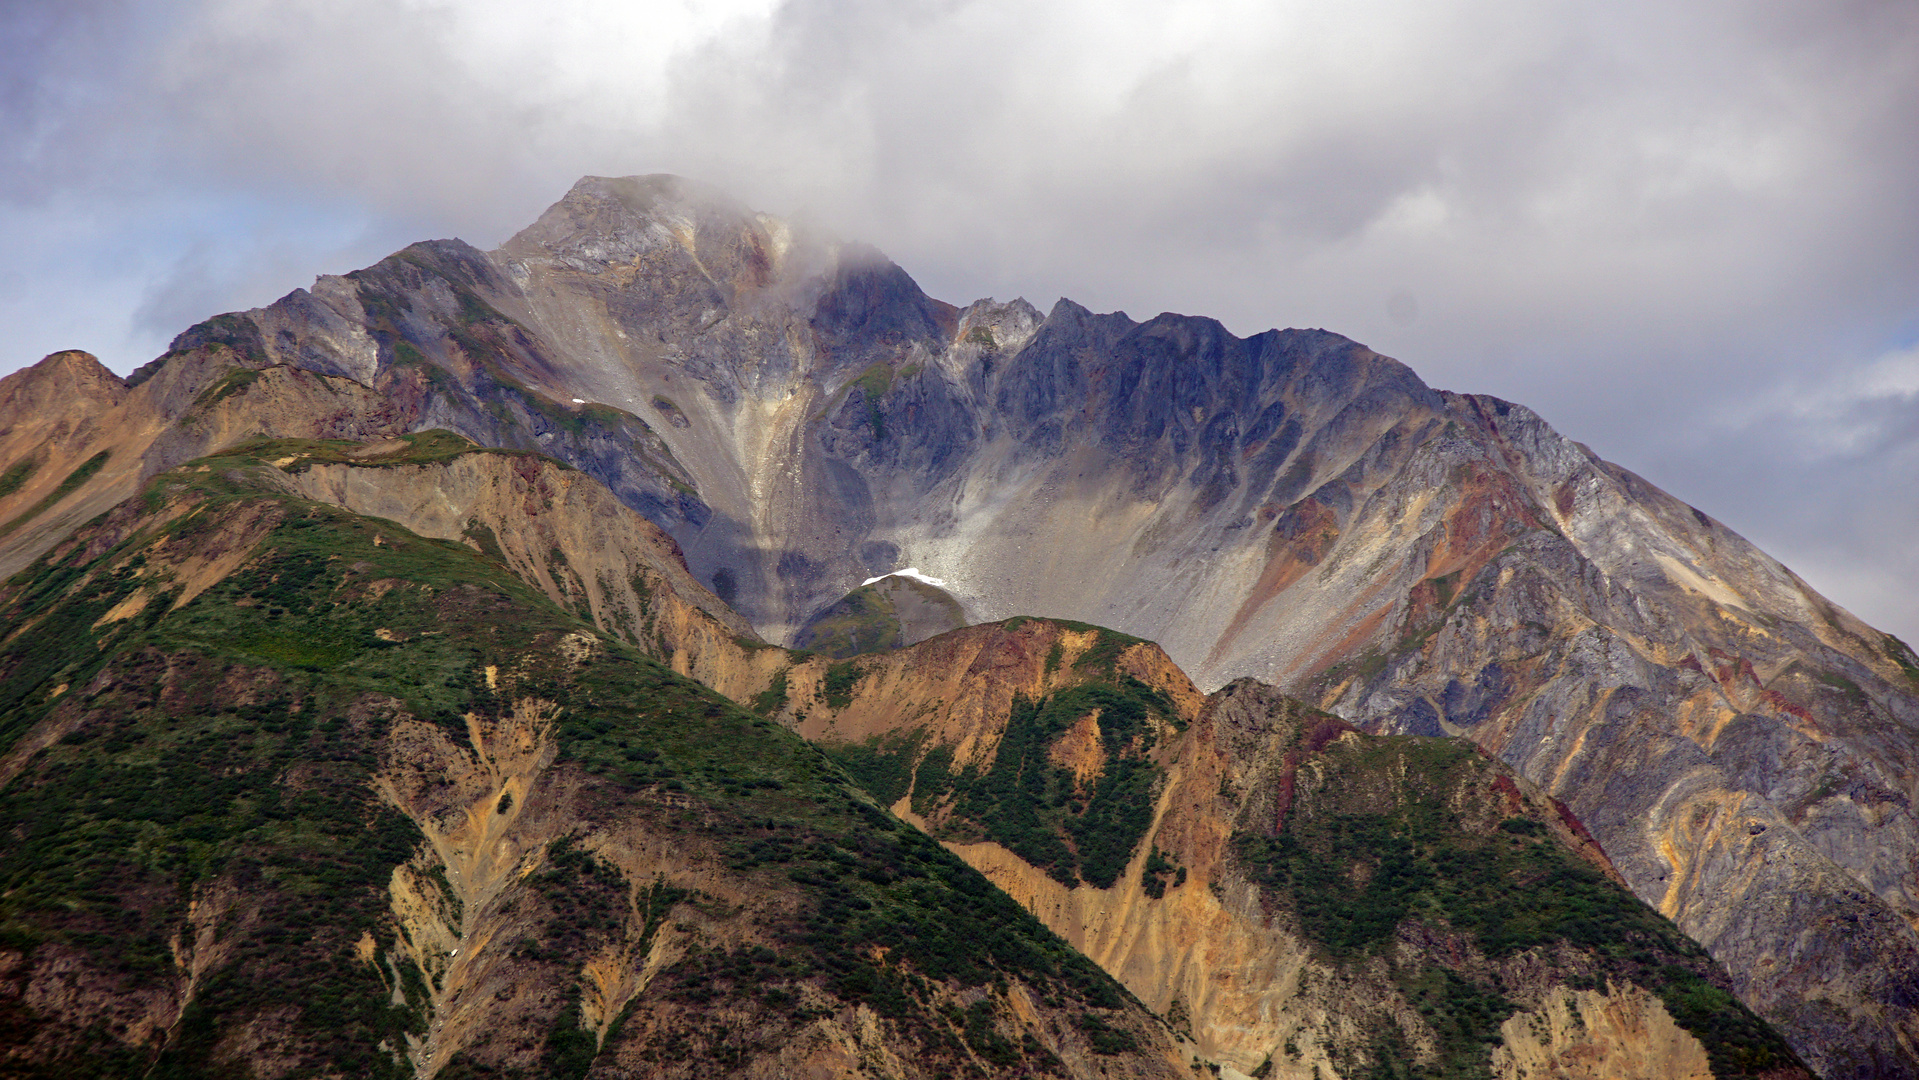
<box><xmin>2</xmin><ymin>0</ymin><xmax>1916</xmax><ymax>637</ymax></box>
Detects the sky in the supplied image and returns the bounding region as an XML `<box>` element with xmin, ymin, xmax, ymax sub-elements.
<box><xmin>4</xmin><ymin>0</ymin><xmax>1918</xmax><ymax>642</ymax></box>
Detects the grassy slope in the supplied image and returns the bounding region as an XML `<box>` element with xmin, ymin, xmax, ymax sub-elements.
<box><xmin>0</xmin><ymin>447</ymin><xmax>1167</xmax><ymax>1078</ymax></box>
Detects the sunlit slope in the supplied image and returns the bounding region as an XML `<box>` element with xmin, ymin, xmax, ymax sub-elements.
<box><xmin>0</xmin><ymin>454</ymin><xmax>1186</xmax><ymax>1079</ymax></box>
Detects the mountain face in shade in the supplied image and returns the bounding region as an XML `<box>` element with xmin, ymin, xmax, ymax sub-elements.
<box><xmin>2</xmin><ymin>173</ymin><xmax>1918</xmax><ymax>1077</ymax></box>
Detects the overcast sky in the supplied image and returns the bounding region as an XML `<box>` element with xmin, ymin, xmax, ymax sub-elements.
<box><xmin>4</xmin><ymin>0</ymin><xmax>1917</xmax><ymax>642</ymax></box>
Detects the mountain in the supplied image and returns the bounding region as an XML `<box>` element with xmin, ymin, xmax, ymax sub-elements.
<box><xmin>3</xmin><ymin>172</ymin><xmax>1917</xmax><ymax>1076</ymax></box>
<box><xmin>0</xmin><ymin>441</ymin><xmax>1188</xmax><ymax>1078</ymax></box>
<box><xmin>0</xmin><ymin>428</ymin><xmax>1800</xmax><ymax>1079</ymax></box>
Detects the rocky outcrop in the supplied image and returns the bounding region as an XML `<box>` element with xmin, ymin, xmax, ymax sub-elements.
<box><xmin>265</xmin><ymin>437</ymin><xmax>768</xmax><ymax>693</ymax></box>
<box><xmin>1493</xmin><ymin>983</ymin><xmax>1714</xmax><ymax>1080</ymax></box>
<box><xmin>1315</xmin><ymin>396</ymin><xmax>1919</xmax><ymax>1080</ymax></box>
<box><xmin>0</xmin><ymin>346</ymin><xmax>413</xmax><ymax>580</ymax></box>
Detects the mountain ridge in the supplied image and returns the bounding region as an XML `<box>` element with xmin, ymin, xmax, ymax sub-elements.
<box><xmin>4</xmin><ymin>172</ymin><xmax>1918</xmax><ymax>1076</ymax></box>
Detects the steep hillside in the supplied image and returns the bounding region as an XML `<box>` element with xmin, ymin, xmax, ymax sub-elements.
<box><xmin>0</xmin><ymin>456</ymin><xmax>1186</xmax><ymax>1078</ymax></box>
<box><xmin>7</xmin><ymin>172</ymin><xmax>1919</xmax><ymax>1075</ymax></box>
<box><xmin>787</xmin><ymin>618</ymin><xmax>1808</xmax><ymax>1080</ymax></box>
<box><xmin>259</xmin><ymin>432</ymin><xmax>776</xmax><ymax>697</ymax></box>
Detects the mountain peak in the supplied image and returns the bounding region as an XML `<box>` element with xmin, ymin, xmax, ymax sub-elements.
<box><xmin>0</xmin><ymin>349</ymin><xmax>126</xmax><ymax>414</ymax></box>
<box><xmin>499</xmin><ymin>173</ymin><xmax>779</xmax><ymax>271</ymax></box>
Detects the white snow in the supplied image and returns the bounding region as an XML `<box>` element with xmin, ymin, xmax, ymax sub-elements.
<box><xmin>572</xmin><ymin>398</ymin><xmax>585</xmax><ymax>403</ymax></box>
<box><xmin>861</xmin><ymin>567</ymin><xmax>948</xmax><ymax>589</ymax></box>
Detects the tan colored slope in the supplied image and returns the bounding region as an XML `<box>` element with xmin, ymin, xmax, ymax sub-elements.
<box><xmin>778</xmin><ymin>619</ymin><xmax>1207</xmax><ymax>759</ymax></box>
<box><xmin>0</xmin><ymin>349</ymin><xmax>408</xmax><ymax>581</ymax></box>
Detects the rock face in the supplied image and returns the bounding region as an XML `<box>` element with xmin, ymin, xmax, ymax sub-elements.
<box><xmin>0</xmin><ymin>451</ymin><xmax>1188</xmax><ymax>1079</ymax></box>
<box><xmin>6</xmin><ymin>172</ymin><xmax>1919</xmax><ymax>1075</ymax></box>
<box><xmin>787</xmin><ymin>619</ymin><xmax>1807</xmax><ymax>1079</ymax></box>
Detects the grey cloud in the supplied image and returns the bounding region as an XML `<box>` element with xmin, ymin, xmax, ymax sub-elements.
<box><xmin>2</xmin><ymin>0</ymin><xmax>1916</xmax><ymax>637</ymax></box>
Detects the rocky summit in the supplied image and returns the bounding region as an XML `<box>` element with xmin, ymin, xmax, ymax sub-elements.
<box><xmin>0</xmin><ymin>173</ymin><xmax>1914</xmax><ymax>1078</ymax></box>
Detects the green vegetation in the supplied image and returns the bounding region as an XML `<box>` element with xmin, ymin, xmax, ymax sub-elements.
<box><xmin>0</xmin><ymin>449</ymin><xmax>109</xmax><ymax>540</ymax></box>
<box><xmin>196</xmin><ymin>430</ymin><xmax>555</xmax><ymax>482</ymax></box>
<box><xmin>997</xmin><ymin>616</ymin><xmax>1152</xmax><ymax>681</ymax></box>
<box><xmin>1231</xmin><ymin>734</ymin><xmax>1803</xmax><ymax>1079</ymax></box>
<box><xmin>190</xmin><ymin>366</ymin><xmax>262</xmax><ymax>411</ymax></box>
<box><xmin>850</xmin><ymin>363</ymin><xmax>895</xmax><ymax>439</ymax></box>
<box><xmin>909</xmin><ymin>744</ymin><xmax>957</xmax><ymax>817</ymax></box>
<box><xmin>1076</xmin><ymin>1011</ymin><xmax>1140</xmax><ymax>1054</ymax></box>
<box><xmin>820</xmin><ymin>660</ymin><xmax>864</xmax><ymax>709</ymax></box>
<box><xmin>947</xmin><ymin>680</ymin><xmax>1174</xmax><ymax>888</ymax></box>
<box><xmin>1885</xmin><ymin>634</ymin><xmax>1919</xmax><ymax>690</ymax></box>
<box><xmin>823</xmin><ymin>730</ymin><xmax>929</xmax><ymax>807</ymax></box>
<box><xmin>0</xmin><ymin>454</ymin><xmax>39</xmax><ymax>500</ymax></box>
<box><xmin>1140</xmin><ymin>845</ymin><xmax>1186</xmax><ymax>899</ymax></box>
<box><xmin>750</xmin><ymin>667</ymin><xmax>791</xmax><ymax>716</ymax></box>
<box><xmin>170</xmin><ymin>313</ymin><xmax>269</xmax><ymax>366</ymax></box>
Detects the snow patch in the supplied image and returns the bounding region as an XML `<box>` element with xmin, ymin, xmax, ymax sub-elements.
<box><xmin>862</xmin><ymin>567</ymin><xmax>948</xmax><ymax>590</ymax></box>
<box><xmin>572</xmin><ymin>398</ymin><xmax>586</xmax><ymax>404</ymax></box>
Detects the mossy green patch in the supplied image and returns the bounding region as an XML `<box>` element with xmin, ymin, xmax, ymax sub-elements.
<box><xmin>851</xmin><ymin>363</ymin><xmax>895</xmax><ymax>439</ymax></box>
<box><xmin>0</xmin><ymin>449</ymin><xmax>109</xmax><ymax>540</ymax></box>
<box><xmin>190</xmin><ymin>366</ymin><xmax>262</xmax><ymax>412</ymax></box>
<box><xmin>820</xmin><ymin>660</ymin><xmax>864</xmax><ymax>709</ymax></box>
<box><xmin>0</xmin><ymin>454</ymin><xmax>40</xmax><ymax>500</ymax></box>
<box><xmin>794</xmin><ymin>584</ymin><xmax>902</xmax><ymax>658</ymax></box>
<box><xmin>944</xmin><ymin>680</ymin><xmax>1174</xmax><ymax>888</ymax></box>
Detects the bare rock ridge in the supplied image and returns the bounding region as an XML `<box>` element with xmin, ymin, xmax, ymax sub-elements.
<box><xmin>2</xmin><ymin>172</ymin><xmax>1918</xmax><ymax>1075</ymax></box>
